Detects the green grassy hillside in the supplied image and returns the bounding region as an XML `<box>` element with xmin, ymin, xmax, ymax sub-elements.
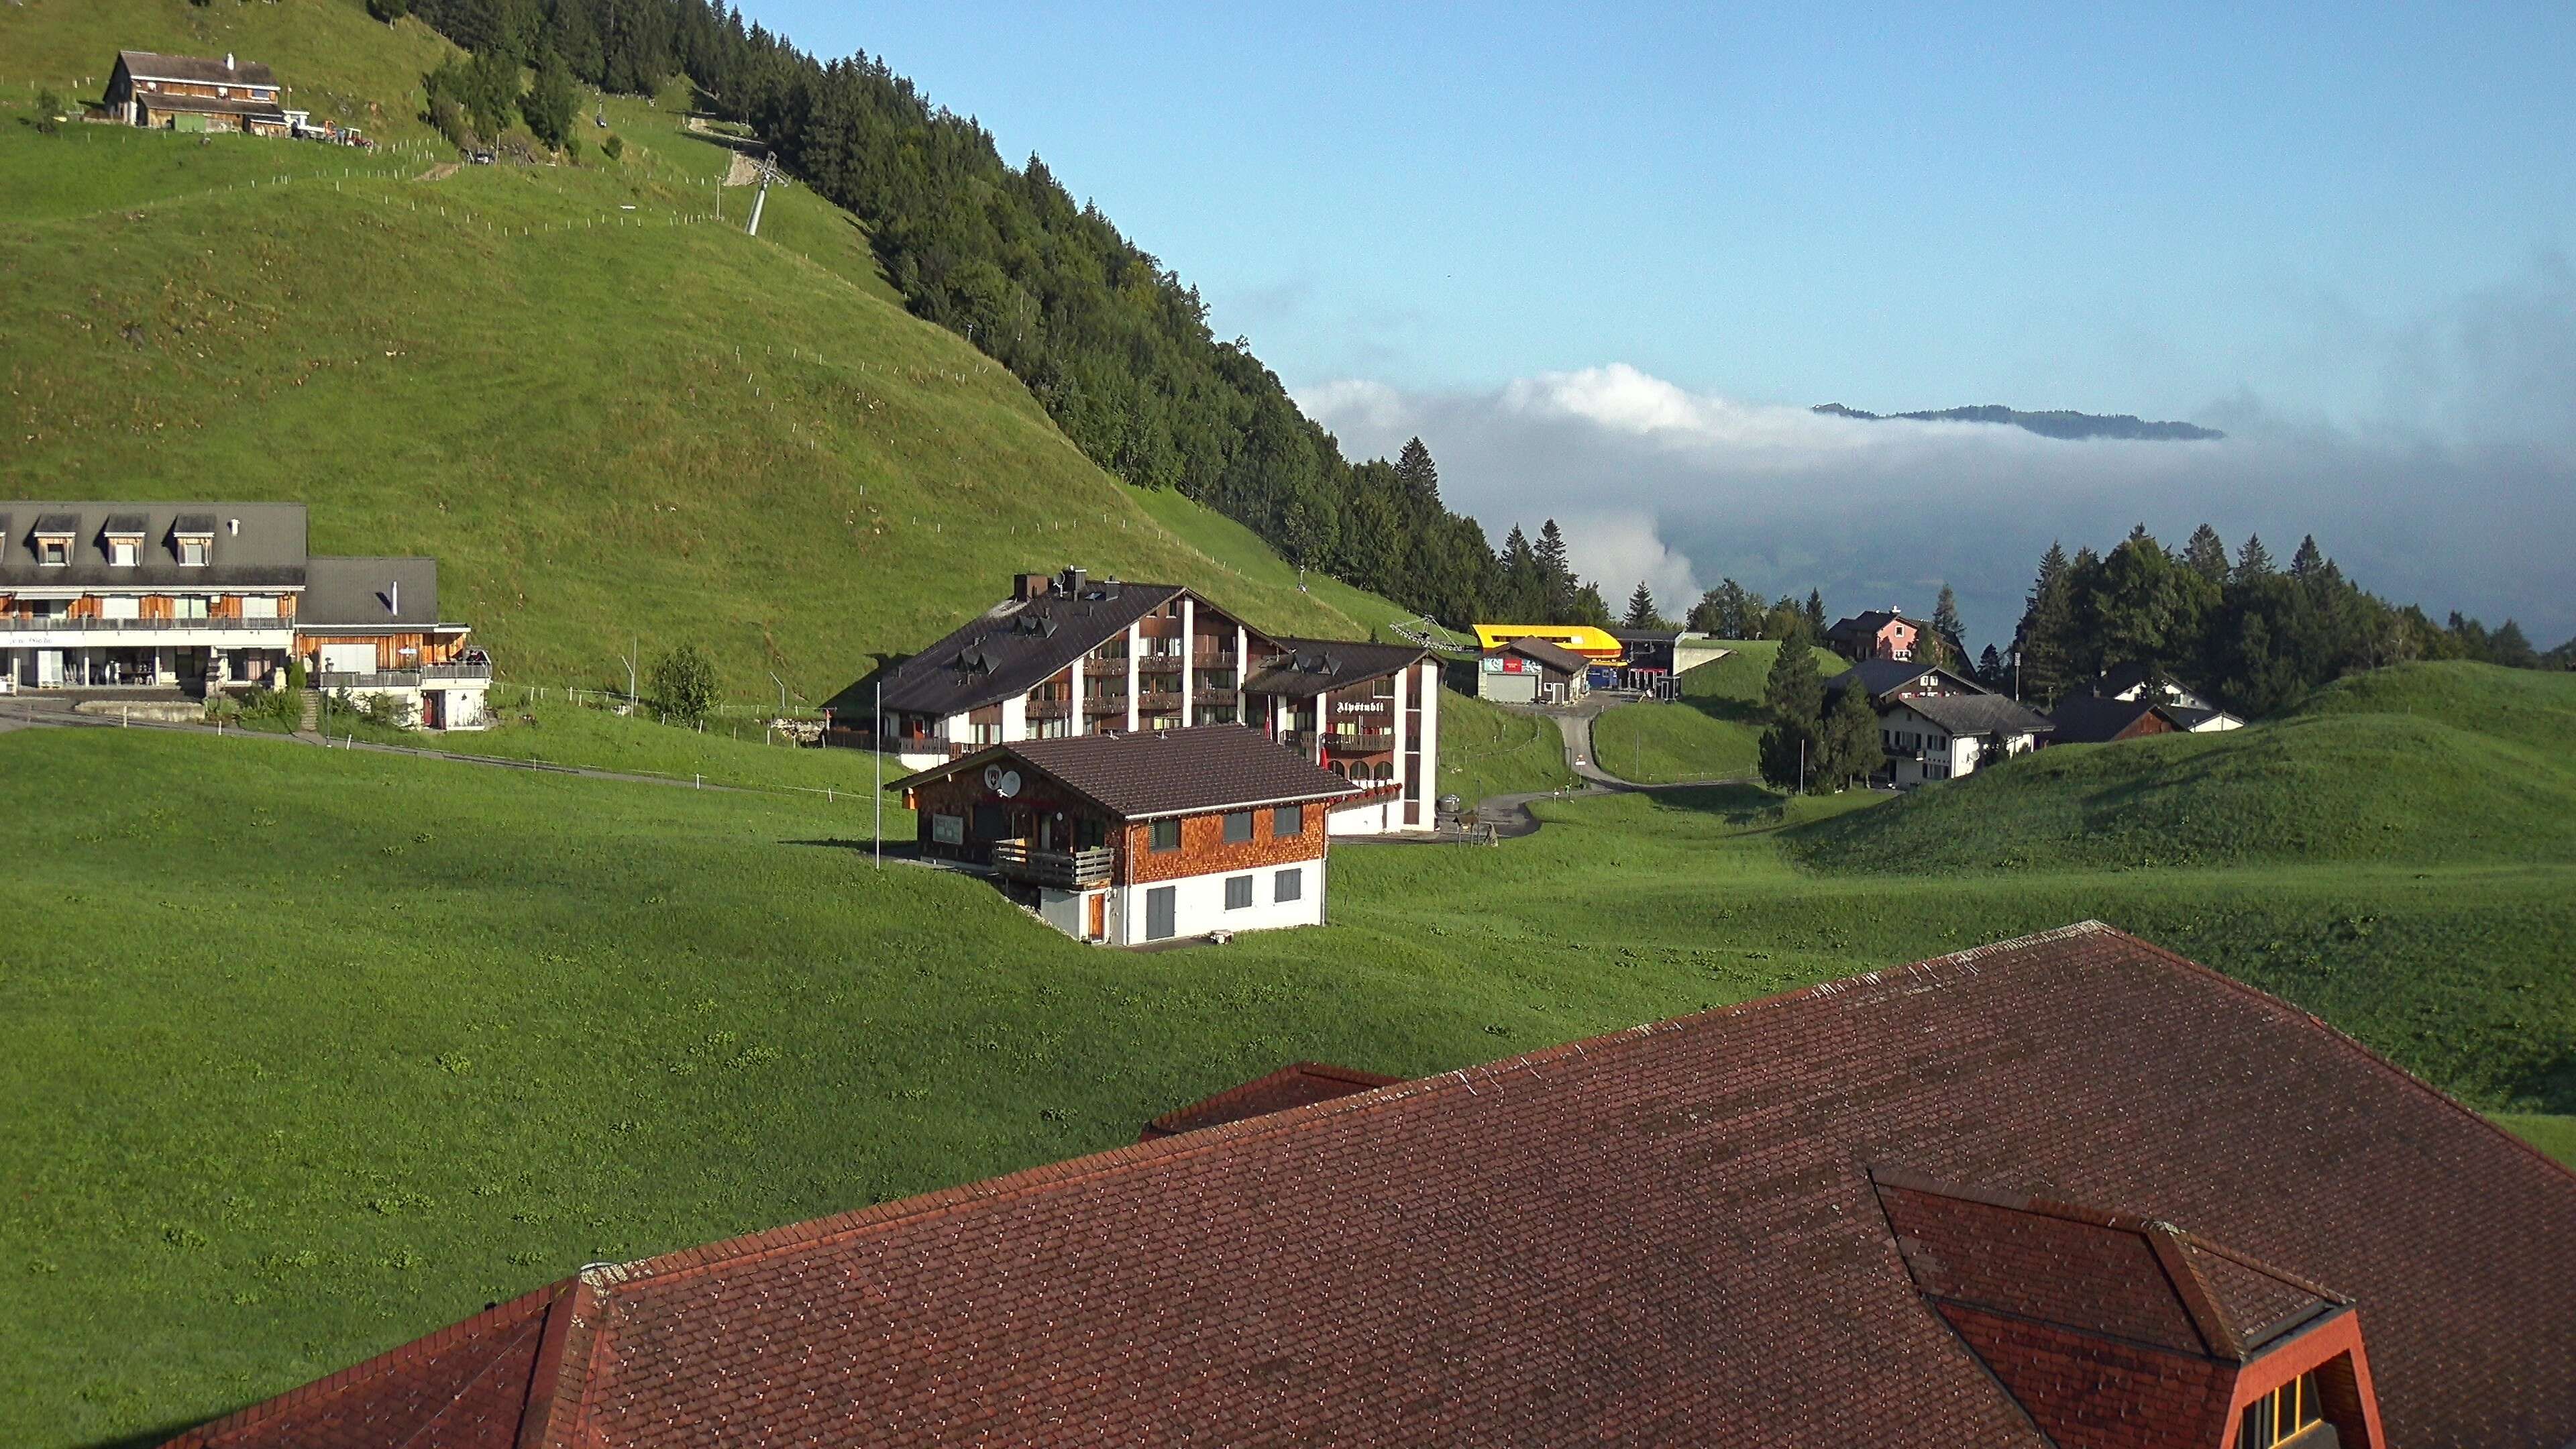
<box><xmin>1789</xmin><ymin>661</ymin><xmax>2576</xmax><ymax>872</ymax></box>
<box><xmin>8</xmin><ymin>724</ymin><xmax>2573</xmax><ymax>1448</ymax></box>
<box><xmin>0</xmin><ymin>1</ymin><xmax>1409</xmax><ymax>706</ymax></box>
<box><xmin>1589</xmin><ymin>640</ymin><xmax>1770</xmax><ymax>783</ymax></box>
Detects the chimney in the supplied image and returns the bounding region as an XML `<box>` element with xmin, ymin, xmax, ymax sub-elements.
<box><xmin>1012</xmin><ymin>572</ymin><xmax>1049</xmax><ymax>602</ymax></box>
<box><xmin>225</xmin><ymin>52</ymin><xmax>236</xmax><ymax>71</ymax></box>
<box><xmin>1061</xmin><ymin>567</ymin><xmax>1087</xmax><ymax>597</ymax></box>
<box><xmin>388</xmin><ymin>580</ymin><xmax>399</xmax><ymax>616</ymax></box>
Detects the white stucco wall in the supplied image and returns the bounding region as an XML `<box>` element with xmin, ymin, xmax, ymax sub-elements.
<box><xmin>1116</xmin><ymin>859</ymin><xmax>1326</xmax><ymax>944</ymax></box>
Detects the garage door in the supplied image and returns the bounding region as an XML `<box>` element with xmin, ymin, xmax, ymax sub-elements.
<box><xmin>321</xmin><ymin>643</ymin><xmax>378</xmax><ymax>674</ymax></box>
<box><xmin>1481</xmin><ymin>670</ymin><xmax>1538</xmax><ymax>704</ymax></box>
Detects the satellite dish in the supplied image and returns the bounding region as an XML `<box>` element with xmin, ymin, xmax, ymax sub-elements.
<box><xmin>983</xmin><ymin>765</ymin><xmax>1004</xmax><ymax>790</ymax></box>
<box><xmin>998</xmin><ymin>770</ymin><xmax>1023</xmax><ymax>798</ymax></box>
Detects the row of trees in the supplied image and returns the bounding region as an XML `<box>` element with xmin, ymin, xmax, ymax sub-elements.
<box><xmin>2008</xmin><ymin>524</ymin><xmax>2569</xmax><ymax>716</ymax></box>
<box><xmin>392</xmin><ymin>0</ymin><xmax>1534</xmax><ymax>627</ymax></box>
<box><xmin>423</xmin><ymin>46</ymin><xmax>582</xmax><ymax>150</ymax></box>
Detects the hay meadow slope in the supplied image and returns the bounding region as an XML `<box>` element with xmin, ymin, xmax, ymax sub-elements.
<box><xmin>1789</xmin><ymin>661</ymin><xmax>2576</xmax><ymax>872</ymax></box>
<box><xmin>0</xmin><ymin>0</ymin><xmax>1412</xmax><ymax>704</ymax></box>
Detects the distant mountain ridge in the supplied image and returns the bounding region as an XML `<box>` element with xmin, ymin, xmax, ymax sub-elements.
<box><xmin>1813</xmin><ymin>402</ymin><xmax>2224</xmax><ymax>441</ymax></box>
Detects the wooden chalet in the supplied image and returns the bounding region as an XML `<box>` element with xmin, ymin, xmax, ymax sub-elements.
<box><xmin>894</xmin><ymin>725</ymin><xmax>1365</xmax><ymax>945</ymax></box>
<box><xmin>102</xmin><ymin>51</ymin><xmax>290</xmax><ymax>136</ymax></box>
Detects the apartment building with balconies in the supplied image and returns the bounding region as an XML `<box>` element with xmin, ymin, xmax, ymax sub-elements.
<box><xmin>829</xmin><ymin>568</ymin><xmax>1442</xmax><ymax>833</ymax></box>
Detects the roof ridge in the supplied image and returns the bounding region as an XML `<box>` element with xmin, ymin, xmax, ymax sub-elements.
<box><xmin>2102</xmin><ymin>929</ymin><xmax>2576</xmax><ymax>1189</ymax></box>
<box><xmin>162</xmin><ymin>1282</ymin><xmax>568</xmax><ymax>1448</ymax></box>
<box><xmin>607</xmin><ymin>923</ymin><xmax>2129</xmax><ymax>1294</ymax></box>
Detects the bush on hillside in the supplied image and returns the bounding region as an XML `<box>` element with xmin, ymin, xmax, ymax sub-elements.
<box><xmin>429</xmin><ymin>97</ymin><xmax>472</xmax><ymax>151</ymax></box>
<box><xmin>368</xmin><ymin>0</ymin><xmax>413</xmax><ymax>19</ymax></box>
<box><xmin>651</xmin><ymin>645</ymin><xmax>716</xmax><ymax>725</ymax></box>
<box><xmin>601</xmin><ymin>131</ymin><xmax>623</xmax><ymax>160</ymax></box>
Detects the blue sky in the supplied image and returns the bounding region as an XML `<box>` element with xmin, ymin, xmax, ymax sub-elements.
<box><xmin>739</xmin><ymin>1</ymin><xmax>2576</xmax><ymax>639</ymax></box>
<box><xmin>738</xmin><ymin>1</ymin><xmax>2567</xmax><ymax>420</ymax></box>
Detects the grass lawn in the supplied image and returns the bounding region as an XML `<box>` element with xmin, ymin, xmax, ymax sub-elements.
<box><xmin>2496</xmin><ymin>1114</ymin><xmax>2576</xmax><ymax>1169</ymax></box>
<box><xmin>0</xmin><ymin>38</ymin><xmax>1407</xmax><ymax>710</ymax></box>
<box><xmin>10</xmin><ymin>722</ymin><xmax>2574</xmax><ymax>1447</ymax></box>
<box><xmin>1436</xmin><ymin>689</ymin><xmax>1577</xmax><ymax>804</ymax></box>
<box><xmin>1588</xmin><ymin>641</ymin><xmax>1771</xmax><ymax>784</ymax></box>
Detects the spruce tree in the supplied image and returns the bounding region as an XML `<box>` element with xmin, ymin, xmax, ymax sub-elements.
<box><xmin>1978</xmin><ymin>644</ymin><xmax>2004</xmax><ymax>686</ymax></box>
<box><xmin>2290</xmin><ymin>534</ymin><xmax>2327</xmax><ymax>582</ymax></box>
<box><xmin>1805</xmin><ymin>590</ymin><xmax>1827</xmax><ymax>635</ymax></box>
<box><xmin>1567</xmin><ymin>581</ymin><xmax>1614</xmax><ymax>628</ymax></box>
<box><xmin>1816</xmin><ymin>679</ymin><xmax>1882</xmax><ymax>791</ymax></box>
<box><xmin>1623</xmin><ymin>582</ymin><xmax>1663</xmax><ymax>629</ymax></box>
<box><xmin>1394</xmin><ymin>437</ymin><xmax>1442</xmax><ymax>506</ymax></box>
<box><xmin>1758</xmin><ymin>637</ymin><xmax>1825</xmax><ymax>791</ymax></box>
<box><xmin>1933</xmin><ymin>584</ymin><xmax>1964</xmax><ymax>648</ymax></box>
<box><xmin>2488</xmin><ymin>620</ymin><xmax>2539</xmax><ymax>669</ymax></box>
<box><xmin>2235</xmin><ymin>533</ymin><xmax>2275</xmax><ymax>582</ymax></box>
<box><xmin>1534</xmin><ymin>519</ymin><xmax>1576</xmax><ymax>621</ymax></box>
<box><xmin>2182</xmin><ymin>524</ymin><xmax>2230</xmax><ymax>585</ymax></box>
<box><xmin>2015</xmin><ymin>542</ymin><xmax>2078</xmax><ymax>704</ymax></box>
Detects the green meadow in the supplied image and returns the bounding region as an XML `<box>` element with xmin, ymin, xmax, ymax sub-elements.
<box><xmin>1587</xmin><ymin>640</ymin><xmax>1774</xmax><ymax>783</ymax></box>
<box><xmin>7</xmin><ymin>682</ymin><xmax>2575</xmax><ymax>1445</ymax></box>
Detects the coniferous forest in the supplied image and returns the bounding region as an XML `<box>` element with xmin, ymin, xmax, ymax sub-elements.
<box><xmin>393</xmin><ymin>0</ymin><xmax>1516</xmax><ymax>627</ymax></box>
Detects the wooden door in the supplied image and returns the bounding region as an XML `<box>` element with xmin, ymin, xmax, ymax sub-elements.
<box><xmin>1086</xmin><ymin>892</ymin><xmax>1105</xmax><ymax>941</ymax></box>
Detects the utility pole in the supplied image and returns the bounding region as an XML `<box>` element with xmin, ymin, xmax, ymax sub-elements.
<box><xmin>873</xmin><ymin>680</ymin><xmax>882</xmax><ymax>870</ymax></box>
<box><xmin>745</xmin><ymin>160</ymin><xmax>772</xmax><ymax>237</ymax></box>
<box><xmin>619</xmin><ymin>638</ymin><xmax>639</xmax><ymax>707</ymax></box>
<box><xmin>768</xmin><ymin>670</ymin><xmax>787</xmax><ymax>714</ymax></box>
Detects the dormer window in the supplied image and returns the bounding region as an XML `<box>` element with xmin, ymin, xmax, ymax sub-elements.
<box><xmin>2238</xmin><ymin>1372</ymin><xmax>2322</xmax><ymax>1448</ymax></box>
<box><xmin>39</xmin><ymin>539</ymin><xmax>68</xmax><ymax>566</ymax></box>
<box><xmin>109</xmin><ymin>537</ymin><xmax>140</xmax><ymax>567</ymax></box>
<box><xmin>178</xmin><ymin>537</ymin><xmax>209</xmax><ymax>566</ymax></box>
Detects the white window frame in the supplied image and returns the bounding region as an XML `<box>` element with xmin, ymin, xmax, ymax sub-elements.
<box><xmin>177</xmin><ymin>536</ymin><xmax>211</xmax><ymax>567</ymax></box>
<box><xmin>108</xmin><ymin>538</ymin><xmax>140</xmax><ymax>568</ymax></box>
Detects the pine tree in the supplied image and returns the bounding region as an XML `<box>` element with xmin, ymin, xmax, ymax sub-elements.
<box><xmin>1534</xmin><ymin>519</ymin><xmax>1576</xmax><ymax>621</ymax></box>
<box><xmin>1758</xmin><ymin>638</ymin><xmax>1825</xmax><ymax>790</ymax></box>
<box><xmin>1623</xmin><ymin>581</ymin><xmax>1664</xmax><ymax>630</ymax></box>
<box><xmin>1567</xmin><ymin>581</ymin><xmax>1614</xmax><ymax>628</ymax></box>
<box><xmin>2182</xmin><ymin>524</ymin><xmax>2230</xmax><ymax>585</ymax></box>
<box><xmin>1393</xmin><ymin>437</ymin><xmax>1442</xmax><ymax>507</ymax></box>
<box><xmin>2488</xmin><ymin>620</ymin><xmax>2539</xmax><ymax>669</ymax></box>
<box><xmin>2015</xmin><ymin>542</ymin><xmax>2078</xmax><ymax>704</ymax></box>
<box><xmin>1978</xmin><ymin>644</ymin><xmax>2004</xmax><ymax>686</ymax></box>
<box><xmin>2235</xmin><ymin>534</ymin><xmax>2275</xmax><ymax>582</ymax></box>
<box><xmin>1815</xmin><ymin>678</ymin><xmax>1882</xmax><ymax>791</ymax></box>
<box><xmin>2290</xmin><ymin>534</ymin><xmax>2327</xmax><ymax>582</ymax></box>
<box><xmin>1933</xmin><ymin>584</ymin><xmax>1964</xmax><ymax>647</ymax></box>
<box><xmin>1805</xmin><ymin>590</ymin><xmax>1827</xmax><ymax>635</ymax></box>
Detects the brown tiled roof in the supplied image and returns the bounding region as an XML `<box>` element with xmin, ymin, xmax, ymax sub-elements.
<box><xmin>2047</xmin><ymin>692</ymin><xmax>2177</xmax><ymax>743</ymax></box>
<box><xmin>117</xmin><ymin>50</ymin><xmax>281</xmax><ymax>88</ymax></box>
<box><xmin>164</xmin><ymin>924</ymin><xmax>2576</xmax><ymax>1449</ymax></box>
<box><xmin>1495</xmin><ymin>635</ymin><xmax>1589</xmax><ymax>673</ymax></box>
<box><xmin>1140</xmin><ymin>1061</ymin><xmax>1401</xmax><ymax>1139</ymax></box>
<box><xmin>839</xmin><ymin>580</ymin><xmax>1189</xmax><ymax>718</ymax></box>
<box><xmin>894</xmin><ymin>724</ymin><xmax>1362</xmax><ymax>820</ymax></box>
<box><xmin>1899</xmin><ymin>690</ymin><xmax>2055</xmax><ymax>739</ymax></box>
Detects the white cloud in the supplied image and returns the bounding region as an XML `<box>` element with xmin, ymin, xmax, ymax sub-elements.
<box><xmin>1301</xmin><ymin>364</ymin><xmax>2576</xmax><ymax>649</ymax></box>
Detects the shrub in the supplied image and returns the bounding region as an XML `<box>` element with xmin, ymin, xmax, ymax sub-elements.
<box><xmin>285</xmin><ymin>659</ymin><xmax>308</xmax><ymax>691</ymax></box>
<box><xmin>362</xmin><ymin>692</ymin><xmax>415</xmax><ymax>730</ymax></box>
<box><xmin>367</xmin><ymin>0</ymin><xmax>411</xmax><ymax>19</ymax></box>
<box><xmin>601</xmin><ymin>131</ymin><xmax>623</xmax><ymax>160</ymax></box>
<box><xmin>429</xmin><ymin>97</ymin><xmax>471</xmax><ymax>152</ymax></box>
<box><xmin>649</xmin><ymin>644</ymin><xmax>716</xmax><ymax>725</ymax></box>
<box><xmin>34</xmin><ymin>89</ymin><xmax>62</xmax><ymax>135</ymax></box>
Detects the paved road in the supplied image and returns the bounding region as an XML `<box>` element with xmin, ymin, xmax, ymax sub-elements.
<box><xmin>1377</xmin><ymin>693</ymin><xmax>1752</xmax><ymax>845</ymax></box>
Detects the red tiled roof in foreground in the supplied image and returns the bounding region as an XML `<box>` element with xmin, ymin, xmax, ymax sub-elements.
<box><xmin>166</xmin><ymin>923</ymin><xmax>2576</xmax><ymax>1449</ymax></box>
<box><xmin>1140</xmin><ymin>1059</ymin><xmax>1401</xmax><ymax>1139</ymax></box>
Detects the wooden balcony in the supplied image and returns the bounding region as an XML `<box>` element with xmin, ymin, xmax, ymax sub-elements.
<box><xmin>1137</xmin><ymin>691</ymin><xmax>1183</xmax><ymax>713</ymax></box>
<box><xmin>1084</xmin><ymin>696</ymin><xmax>1127</xmax><ymax>716</ymax></box>
<box><xmin>1326</xmin><ymin>729</ymin><xmax>1396</xmax><ymax>753</ymax></box>
<box><xmin>1194</xmin><ymin>686</ymin><xmax>1239</xmax><ymax>707</ymax></box>
<box><xmin>989</xmin><ymin>842</ymin><xmax>1113</xmax><ymax>889</ymax></box>
<box><xmin>1083</xmin><ymin>657</ymin><xmax>1130</xmax><ymax>677</ymax></box>
<box><xmin>1026</xmin><ymin>698</ymin><xmax>1072</xmax><ymax>720</ymax></box>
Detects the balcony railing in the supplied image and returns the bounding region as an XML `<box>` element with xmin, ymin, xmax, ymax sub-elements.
<box><xmin>1194</xmin><ymin>687</ymin><xmax>1239</xmax><ymax>707</ymax></box>
<box><xmin>1135</xmin><ymin>654</ymin><xmax>1185</xmax><ymax>674</ymax></box>
<box><xmin>0</xmin><ymin>614</ymin><xmax>292</xmax><ymax>631</ymax></box>
<box><xmin>1136</xmin><ymin>691</ymin><xmax>1182</xmax><ymax>713</ymax></box>
<box><xmin>1083</xmin><ymin>696</ymin><xmax>1126</xmax><ymax>716</ymax></box>
<box><xmin>989</xmin><ymin>842</ymin><xmax>1113</xmax><ymax>889</ymax></box>
<box><xmin>1083</xmin><ymin>657</ymin><xmax>1130</xmax><ymax>676</ymax></box>
<box><xmin>1026</xmin><ymin>698</ymin><xmax>1072</xmax><ymax>720</ymax></box>
<box><xmin>1326</xmin><ymin>729</ymin><xmax>1396</xmax><ymax>753</ymax></box>
<box><xmin>316</xmin><ymin>662</ymin><xmax>492</xmax><ymax>690</ymax></box>
<box><xmin>1190</xmin><ymin>647</ymin><xmax>1238</xmax><ymax>667</ymax></box>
